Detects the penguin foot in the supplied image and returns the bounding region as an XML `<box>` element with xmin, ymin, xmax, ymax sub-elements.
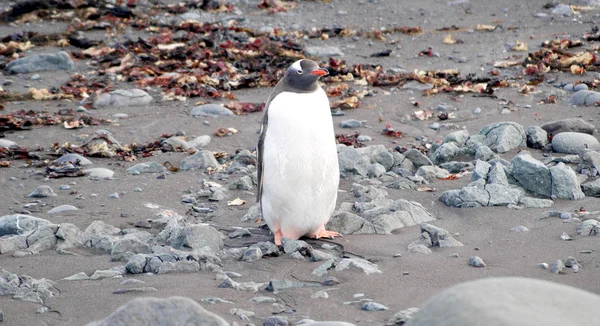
<box><xmin>309</xmin><ymin>229</ymin><xmax>341</xmax><ymax>240</ymax></box>
<box><xmin>274</xmin><ymin>230</ymin><xmax>283</xmax><ymax>246</ymax></box>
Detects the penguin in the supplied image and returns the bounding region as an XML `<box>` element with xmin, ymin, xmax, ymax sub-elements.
<box><xmin>257</xmin><ymin>59</ymin><xmax>340</xmax><ymax>246</ymax></box>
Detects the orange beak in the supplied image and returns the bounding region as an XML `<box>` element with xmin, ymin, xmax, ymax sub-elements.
<box><xmin>310</xmin><ymin>68</ymin><xmax>329</xmax><ymax>76</ymax></box>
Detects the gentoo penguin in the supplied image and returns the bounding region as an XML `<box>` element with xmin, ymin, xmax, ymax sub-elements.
<box><xmin>257</xmin><ymin>59</ymin><xmax>340</xmax><ymax>246</ymax></box>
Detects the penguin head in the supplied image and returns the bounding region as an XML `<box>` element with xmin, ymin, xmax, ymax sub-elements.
<box><xmin>282</xmin><ymin>59</ymin><xmax>329</xmax><ymax>92</ymax></box>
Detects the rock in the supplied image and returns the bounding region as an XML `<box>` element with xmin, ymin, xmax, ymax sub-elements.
<box><xmin>47</xmin><ymin>205</ymin><xmax>78</xmax><ymax>215</ymax></box>
<box><xmin>367</xmin><ymin>163</ymin><xmax>386</xmax><ymax>178</ymax></box>
<box><xmin>468</xmin><ymin>256</ymin><xmax>485</xmax><ymax>267</ymax></box>
<box><xmin>125</xmin><ymin>254</ymin><xmax>148</xmax><ymax>274</ymax></box>
<box><xmin>229</xmin><ymin>150</ymin><xmax>257</xmax><ymax>171</ymax></box>
<box><xmin>242</xmin><ymin>204</ymin><xmax>262</xmax><ymax>222</ymax></box>
<box><xmin>541</xmin><ymin>118</ymin><xmax>596</xmax><ymax>136</ymax></box>
<box><xmin>429</xmin><ymin>142</ymin><xmax>459</xmax><ymax>165</ymax></box>
<box><xmin>442</xmin><ymin>130</ymin><xmax>469</xmax><ymax>147</ymax></box>
<box><xmin>113</xmin><ymin>287</ymin><xmax>158</xmax><ymax>294</ymax></box>
<box><xmin>56</xmin><ymin>153</ymin><xmax>93</xmax><ymax>166</ymax></box>
<box><xmin>511</xmin><ymin>153</ymin><xmax>552</xmax><ymax>198</ymax></box>
<box><xmin>0</xmin><ymin>214</ymin><xmax>51</xmax><ymax>236</ymax></box>
<box><xmin>385</xmin><ymin>177</ymin><xmax>416</xmax><ymax>190</ymax></box>
<box><xmin>0</xmin><ymin>269</ymin><xmax>57</xmax><ymax>304</ymax></box>
<box><xmin>27</xmin><ymin>185</ymin><xmax>56</xmax><ymax>198</ymax></box>
<box><xmin>190</xmin><ymin>104</ymin><xmax>234</xmax><ymax>117</ymax></box>
<box><xmin>180</xmin><ymin>150</ymin><xmax>219</xmax><ymax>170</ymax></box>
<box><xmin>335</xmin><ymin>258</ymin><xmax>382</xmax><ymax>274</ymax></box>
<box><xmin>487</xmin><ymin>163</ymin><xmax>508</xmax><ymax>185</ymax></box>
<box><xmin>282</xmin><ymin>238</ymin><xmax>312</xmax><ymax>255</ymax></box>
<box><xmin>84</xmin><ymin>168</ymin><xmax>115</xmax><ymax>179</ymax></box>
<box><xmin>55</xmin><ymin>223</ymin><xmax>84</xmax><ymax>250</ymax></box>
<box><xmin>111</xmin><ymin>235</ymin><xmax>152</xmax><ymax>258</ymax></box>
<box><xmin>404</xmin><ymin>149</ymin><xmax>433</xmax><ymax>168</ymax></box>
<box><xmin>84</xmin><ymin>220</ymin><xmax>120</xmax><ymax>236</ymax></box>
<box><xmin>6</xmin><ymin>52</ymin><xmax>74</xmax><ymax>74</ymax></box>
<box><xmin>90</xmin><ymin>269</ymin><xmax>122</xmax><ymax>280</ymax></box>
<box><xmin>0</xmin><ymin>139</ymin><xmax>16</xmax><ymax>148</ymax></box>
<box><xmin>485</xmin><ymin>184</ymin><xmax>523</xmax><ymax>206</ymax></box>
<box><xmin>582</xmin><ymin>178</ymin><xmax>600</xmax><ymax>196</ymax></box>
<box><xmin>157</xmin><ymin>261</ymin><xmax>201</xmax><ymax>274</ymax></box>
<box><xmin>550</xmin><ymin>260</ymin><xmax>565</xmax><ymax>274</ymax></box>
<box><xmin>474</xmin><ymin>145</ymin><xmax>496</xmax><ymax>161</ymax></box>
<box><xmin>471</xmin><ymin>159</ymin><xmax>491</xmax><ymax>182</ymax></box>
<box><xmin>168</xmin><ymin>224</ymin><xmax>224</xmax><ymax>252</ymax></box>
<box><xmin>509</xmin><ymin>226</ymin><xmax>529</xmax><ymax>232</ymax></box>
<box><xmin>405</xmin><ymin>277</ymin><xmax>600</xmax><ymax>326</ymax></box>
<box><xmin>94</xmin><ymin>89</ymin><xmax>153</xmax><ymax>108</ymax></box>
<box><xmin>340</xmin><ymin>119</ymin><xmax>362</xmax><ymax>128</ymax></box>
<box><xmin>337</xmin><ymin>145</ymin><xmax>369</xmax><ymax>176</ymax></box>
<box><xmin>228</xmin><ymin>228</ymin><xmax>251</xmax><ymax>238</ymax></box>
<box><xmin>526</xmin><ymin>126</ymin><xmax>548</xmax><ymax>149</ymax></box>
<box><xmin>386</xmin><ymin>307</ymin><xmax>420</xmax><ymax>326</ymax></box>
<box><xmin>186</xmin><ymin>135</ymin><xmax>211</xmax><ymax>149</ymax></box>
<box><xmin>26</xmin><ymin>223</ymin><xmax>59</xmax><ymax>252</ymax></box>
<box><xmin>327</xmin><ymin>211</ymin><xmax>372</xmax><ymax>234</ymax></box>
<box><xmin>552</xmin><ymin>132</ymin><xmax>600</xmax><ymax>154</ymax></box>
<box><xmin>519</xmin><ymin>197</ymin><xmax>554</xmax><ymax>208</ymax></box>
<box><xmin>479</xmin><ymin>121</ymin><xmax>526</xmax><ymax>153</ymax></box>
<box><xmin>242</xmin><ymin>247</ymin><xmax>262</xmax><ymax>262</ymax></box>
<box><xmin>577</xmin><ymin>219</ymin><xmax>600</xmax><ymax>235</ymax></box>
<box><xmin>567</xmin><ymin>90</ymin><xmax>600</xmax><ymax>106</ymax></box>
<box><xmin>551</xmin><ymin>3</ymin><xmax>573</xmax><ymax>16</ymax></box>
<box><xmin>85</xmin><ymin>296</ymin><xmax>229</xmax><ymax>326</ymax></box>
<box><xmin>416</xmin><ymin>166</ymin><xmax>449</xmax><ymax>181</ymax></box>
<box><xmin>550</xmin><ymin>163</ymin><xmax>585</xmax><ymax>200</ymax></box>
<box><xmin>126</xmin><ymin>161</ymin><xmax>165</xmax><ymax>175</ymax></box>
<box><xmin>440</xmin><ymin>186</ymin><xmax>489</xmax><ymax>208</ymax></box>
<box><xmin>361</xmin><ymin>302</ymin><xmax>388</xmax><ymax>311</ymax></box>
<box><xmin>305</xmin><ymin>46</ymin><xmax>344</xmax><ymax>57</ymax></box>
<box><xmin>62</xmin><ymin>272</ymin><xmax>90</xmax><ymax>281</ymax></box>
<box><xmin>419</xmin><ymin>223</ymin><xmax>463</xmax><ymax>247</ymax></box>
<box><xmin>265</xmin><ymin>279</ymin><xmax>322</xmax><ymax>292</ymax></box>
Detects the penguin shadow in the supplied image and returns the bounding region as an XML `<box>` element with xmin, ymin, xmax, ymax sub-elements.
<box><xmin>220</xmin><ymin>225</ymin><xmax>369</xmax><ymax>261</ymax></box>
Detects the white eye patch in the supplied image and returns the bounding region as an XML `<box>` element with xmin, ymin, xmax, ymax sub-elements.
<box><xmin>290</xmin><ymin>59</ymin><xmax>303</xmax><ymax>72</ymax></box>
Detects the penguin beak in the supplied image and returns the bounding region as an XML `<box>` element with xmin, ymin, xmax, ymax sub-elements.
<box><xmin>310</xmin><ymin>68</ymin><xmax>329</xmax><ymax>76</ymax></box>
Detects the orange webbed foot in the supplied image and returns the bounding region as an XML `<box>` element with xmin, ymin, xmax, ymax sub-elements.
<box><xmin>274</xmin><ymin>230</ymin><xmax>283</xmax><ymax>246</ymax></box>
<box><xmin>309</xmin><ymin>229</ymin><xmax>342</xmax><ymax>240</ymax></box>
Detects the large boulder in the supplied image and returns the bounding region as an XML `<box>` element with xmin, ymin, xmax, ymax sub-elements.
<box><xmin>85</xmin><ymin>296</ymin><xmax>229</xmax><ymax>326</ymax></box>
<box><xmin>406</xmin><ymin>277</ymin><xmax>600</xmax><ymax>326</ymax></box>
<box><xmin>511</xmin><ymin>153</ymin><xmax>551</xmax><ymax>198</ymax></box>
<box><xmin>478</xmin><ymin>122</ymin><xmax>526</xmax><ymax>153</ymax></box>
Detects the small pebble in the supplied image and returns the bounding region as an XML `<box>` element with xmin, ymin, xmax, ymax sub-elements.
<box><xmin>108</xmin><ymin>192</ymin><xmax>119</xmax><ymax>198</ymax></box>
<box><xmin>469</xmin><ymin>256</ymin><xmax>485</xmax><ymax>268</ymax></box>
<box><xmin>134</xmin><ymin>187</ymin><xmax>143</xmax><ymax>192</ymax></box>
<box><xmin>361</xmin><ymin>302</ymin><xmax>388</xmax><ymax>311</ymax></box>
<box><xmin>537</xmin><ymin>263</ymin><xmax>549</xmax><ymax>269</ymax></box>
<box><xmin>31</xmin><ymin>74</ymin><xmax>40</xmax><ymax>80</ymax></box>
<box><xmin>473</xmin><ymin>107</ymin><xmax>482</xmax><ymax>114</ymax></box>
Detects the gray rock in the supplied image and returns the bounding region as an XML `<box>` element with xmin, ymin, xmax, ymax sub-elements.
<box><xmin>335</xmin><ymin>258</ymin><xmax>382</xmax><ymax>274</ymax></box>
<box><xmin>85</xmin><ymin>297</ymin><xmax>229</xmax><ymax>326</ymax></box>
<box><xmin>113</xmin><ymin>287</ymin><xmax>158</xmax><ymax>294</ymax></box>
<box><xmin>84</xmin><ymin>220</ymin><xmax>120</xmax><ymax>236</ymax></box>
<box><xmin>577</xmin><ymin>219</ymin><xmax>600</xmax><ymax>235</ymax></box>
<box><xmin>62</xmin><ymin>272</ymin><xmax>90</xmax><ymax>281</ymax></box>
<box><xmin>479</xmin><ymin>122</ymin><xmax>526</xmax><ymax>153</ymax></box>
<box><xmin>55</xmin><ymin>223</ymin><xmax>84</xmax><ymax>250</ymax></box>
<box><xmin>472</xmin><ymin>159</ymin><xmax>491</xmax><ymax>182</ymax></box>
<box><xmin>552</xmin><ymin>132</ymin><xmax>600</xmax><ymax>154</ymax></box>
<box><xmin>511</xmin><ymin>153</ymin><xmax>552</xmax><ymax>197</ymax></box>
<box><xmin>228</xmin><ymin>228</ymin><xmax>251</xmax><ymax>238</ymax></box>
<box><xmin>361</xmin><ymin>302</ymin><xmax>389</xmax><ymax>311</ymax></box>
<box><xmin>0</xmin><ymin>139</ymin><xmax>16</xmax><ymax>148</ymax></box>
<box><xmin>90</xmin><ymin>269</ymin><xmax>122</xmax><ymax>280</ymax></box>
<box><xmin>264</xmin><ymin>317</ymin><xmax>289</xmax><ymax>326</ymax></box>
<box><xmin>111</xmin><ymin>235</ymin><xmax>152</xmax><ymax>258</ymax></box>
<box><xmin>474</xmin><ymin>145</ymin><xmax>496</xmax><ymax>161</ymax></box>
<box><xmin>386</xmin><ymin>308</ymin><xmax>420</xmax><ymax>326</ymax></box>
<box><xmin>419</xmin><ymin>223</ymin><xmax>463</xmax><ymax>247</ymax></box>
<box><xmin>0</xmin><ymin>214</ymin><xmax>51</xmax><ymax>236</ymax></box>
<box><xmin>168</xmin><ymin>224</ymin><xmax>224</xmax><ymax>252</ymax></box>
<box><xmin>408</xmin><ymin>244</ymin><xmax>432</xmax><ymax>254</ymax></box>
<box><xmin>0</xmin><ymin>269</ymin><xmax>57</xmax><ymax>304</ymax></box>
<box><xmin>485</xmin><ymin>184</ymin><xmax>523</xmax><ymax>206</ymax></box>
<box><xmin>305</xmin><ymin>46</ymin><xmax>344</xmax><ymax>57</ymax></box>
<box><xmin>567</xmin><ymin>90</ymin><xmax>600</xmax><ymax>106</ymax></box>
<box><xmin>442</xmin><ymin>130</ymin><xmax>470</xmax><ymax>147</ymax></box>
<box><xmin>509</xmin><ymin>226</ymin><xmax>529</xmax><ymax>232</ymax></box>
<box><xmin>487</xmin><ymin>163</ymin><xmax>508</xmax><ymax>185</ymax></box>
<box><xmin>56</xmin><ymin>153</ymin><xmax>93</xmax><ymax>166</ymax></box>
<box><xmin>367</xmin><ymin>163</ymin><xmax>386</xmax><ymax>178</ymax></box>
<box><xmin>404</xmin><ymin>149</ymin><xmax>433</xmax><ymax>168</ymax></box>
<box><xmin>439</xmin><ymin>161</ymin><xmax>473</xmax><ymax>174</ymax></box>
<box><xmin>186</xmin><ymin>135</ymin><xmax>211</xmax><ymax>149</ymax></box>
<box><xmin>94</xmin><ymin>89</ymin><xmax>153</xmax><ymax>108</ymax></box>
<box><xmin>84</xmin><ymin>168</ymin><xmax>115</xmax><ymax>179</ymax></box>
<box><xmin>0</xmin><ymin>234</ymin><xmax>28</xmax><ymax>254</ymax></box>
<box><xmin>385</xmin><ymin>177</ymin><xmax>416</xmax><ymax>190</ymax></box>
<box><xmin>468</xmin><ymin>256</ymin><xmax>486</xmax><ymax>267</ymax></box>
<box><xmin>6</xmin><ymin>51</ymin><xmax>74</xmax><ymax>74</ymax></box>
<box><xmin>340</xmin><ymin>119</ymin><xmax>362</xmax><ymax>128</ymax></box>
<box><xmin>242</xmin><ymin>204</ymin><xmax>262</xmax><ymax>222</ymax></box>
<box><xmin>440</xmin><ymin>187</ymin><xmax>486</xmax><ymax>208</ymax></box>
<box><xmin>552</xmin><ymin>3</ymin><xmax>573</xmax><ymax>16</ymax></box>
<box><xmin>375</xmin><ymin>151</ymin><xmax>395</xmax><ymax>170</ymax></box>
<box><xmin>541</xmin><ymin>118</ymin><xmax>596</xmax><ymax>136</ymax></box>
<box><xmin>125</xmin><ymin>254</ymin><xmax>148</xmax><ymax>274</ymax></box>
<box><xmin>242</xmin><ymin>247</ymin><xmax>262</xmax><ymax>262</ymax></box>
<box><xmin>416</xmin><ymin>166</ymin><xmax>449</xmax><ymax>181</ymax></box>
<box><xmin>250</xmin><ymin>241</ymin><xmax>280</xmax><ymax>256</ymax></box>
<box><xmin>526</xmin><ymin>126</ymin><xmax>549</xmax><ymax>149</ymax></box>
<box><xmin>327</xmin><ymin>211</ymin><xmax>372</xmax><ymax>235</ymax></box>
<box><xmin>429</xmin><ymin>142</ymin><xmax>459</xmax><ymax>165</ymax></box>
<box><xmin>550</xmin><ymin>163</ymin><xmax>585</xmax><ymax>200</ymax></box>
<box><xmin>337</xmin><ymin>145</ymin><xmax>369</xmax><ymax>176</ymax></box>
<box><xmin>157</xmin><ymin>261</ymin><xmax>201</xmax><ymax>274</ymax></box>
<box><xmin>227</xmin><ymin>175</ymin><xmax>254</xmax><ymax>190</ymax></box>
<box><xmin>190</xmin><ymin>104</ymin><xmax>234</xmax><ymax>117</ymax></box>
<box><xmin>180</xmin><ymin>150</ymin><xmax>219</xmax><ymax>170</ymax></box>
<box><xmin>519</xmin><ymin>197</ymin><xmax>554</xmax><ymax>208</ymax></box>
<box><xmin>26</xmin><ymin>223</ymin><xmax>59</xmax><ymax>252</ymax></box>
<box><xmin>405</xmin><ymin>277</ymin><xmax>600</xmax><ymax>326</ymax></box>
<box><xmin>47</xmin><ymin>205</ymin><xmax>79</xmax><ymax>215</ymax></box>
<box><xmin>27</xmin><ymin>185</ymin><xmax>56</xmax><ymax>198</ymax></box>
<box><xmin>582</xmin><ymin>178</ymin><xmax>600</xmax><ymax>196</ymax></box>
<box><xmin>126</xmin><ymin>161</ymin><xmax>165</xmax><ymax>175</ymax></box>
<box><xmin>550</xmin><ymin>260</ymin><xmax>565</xmax><ymax>274</ymax></box>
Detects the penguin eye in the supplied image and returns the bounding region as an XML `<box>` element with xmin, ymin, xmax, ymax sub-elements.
<box><xmin>297</xmin><ymin>69</ymin><xmax>303</xmax><ymax>74</ymax></box>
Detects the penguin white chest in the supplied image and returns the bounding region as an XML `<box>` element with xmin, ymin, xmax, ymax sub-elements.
<box><xmin>261</xmin><ymin>88</ymin><xmax>340</xmax><ymax>239</ymax></box>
